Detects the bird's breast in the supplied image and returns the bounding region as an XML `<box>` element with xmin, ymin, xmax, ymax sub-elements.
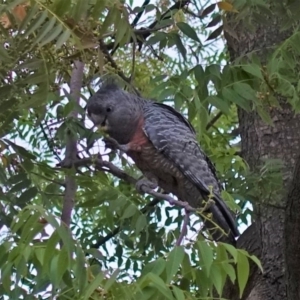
<box><xmin>128</xmin><ymin>144</ymin><xmax>184</xmax><ymax>194</ymax></box>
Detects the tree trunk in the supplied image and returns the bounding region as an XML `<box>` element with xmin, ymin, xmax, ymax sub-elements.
<box><xmin>224</xmin><ymin>3</ymin><xmax>300</xmax><ymax>299</ymax></box>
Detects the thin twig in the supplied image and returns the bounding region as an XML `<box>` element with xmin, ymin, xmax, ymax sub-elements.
<box><xmin>131</xmin><ymin>0</ymin><xmax>150</xmax><ymax>27</ymax></box>
<box><xmin>39</xmin><ymin>122</ymin><xmax>61</xmax><ymax>162</ymax></box>
<box><xmin>105</xmin><ymin>0</ymin><xmax>190</xmax><ymax>52</ymax></box>
<box><xmin>176</xmin><ymin>210</ymin><xmax>190</xmax><ymax>246</ymax></box>
<box><xmin>99</xmin><ymin>40</ymin><xmax>140</xmax><ymax>95</ymax></box>
<box><xmin>30</xmin><ymin>171</ymin><xmax>65</xmax><ymax>187</ymax></box>
<box><xmin>99</xmin><ymin>40</ymin><xmax>129</xmax><ymax>82</ymax></box>
<box><xmin>141</xmin><ymin>185</ymin><xmax>196</xmax><ymax>212</ymax></box>
<box><xmin>130</xmin><ymin>41</ymin><xmax>136</xmax><ymax>84</ymax></box>
<box><xmin>206</xmin><ymin>111</ymin><xmax>223</xmax><ymax>131</ymax></box>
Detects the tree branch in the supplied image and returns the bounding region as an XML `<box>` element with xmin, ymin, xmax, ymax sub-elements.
<box><xmin>130</xmin><ymin>0</ymin><xmax>150</xmax><ymax>28</ymax></box>
<box><xmin>99</xmin><ymin>40</ymin><xmax>140</xmax><ymax>95</ymax></box>
<box><xmin>206</xmin><ymin>111</ymin><xmax>223</xmax><ymax>131</ymax></box>
<box><xmin>105</xmin><ymin>0</ymin><xmax>190</xmax><ymax>52</ymax></box>
<box><xmin>72</xmin><ymin>155</ymin><xmax>197</xmax><ymax>212</ymax></box>
<box><xmin>60</xmin><ymin>61</ymin><xmax>84</xmax><ymax>228</ymax></box>
<box><xmin>176</xmin><ymin>210</ymin><xmax>190</xmax><ymax>246</ymax></box>
<box><xmin>64</xmin><ymin>155</ymin><xmax>201</xmax><ymax>247</ymax></box>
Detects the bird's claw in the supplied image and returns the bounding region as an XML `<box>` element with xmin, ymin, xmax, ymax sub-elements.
<box><xmin>103</xmin><ymin>137</ymin><xmax>119</xmax><ymax>151</ymax></box>
<box><xmin>103</xmin><ymin>137</ymin><xmax>129</xmax><ymax>153</ymax></box>
<box><xmin>136</xmin><ymin>178</ymin><xmax>158</xmax><ymax>193</ymax></box>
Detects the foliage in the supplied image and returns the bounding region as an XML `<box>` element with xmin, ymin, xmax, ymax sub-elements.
<box><xmin>0</xmin><ymin>0</ymin><xmax>298</xmax><ymax>298</ymax></box>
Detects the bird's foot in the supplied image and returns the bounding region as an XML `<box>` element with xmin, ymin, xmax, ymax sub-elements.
<box><xmin>136</xmin><ymin>177</ymin><xmax>158</xmax><ymax>193</ymax></box>
<box><xmin>103</xmin><ymin>137</ymin><xmax>129</xmax><ymax>153</ymax></box>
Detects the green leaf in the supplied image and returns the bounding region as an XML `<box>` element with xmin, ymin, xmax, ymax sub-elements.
<box><xmin>2</xmin><ymin>262</ymin><xmax>12</xmax><ymax>293</ymax></box>
<box><xmin>18</xmin><ymin>3</ymin><xmax>39</xmax><ymax>32</ymax></box>
<box><xmin>49</xmin><ymin>254</ymin><xmax>60</xmax><ymax>288</ymax></box>
<box><xmin>121</xmin><ymin>204</ymin><xmax>137</xmax><ymax>219</ymax></box>
<box><xmin>8</xmin><ymin>173</ymin><xmax>26</xmax><ymax>187</ymax></box>
<box><xmin>9</xmin><ymin>178</ymin><xmax>31</xmax><ymax>194</ymax></box>
<box><xmin>104</xmin><ymin>269</ymin><xmax>119</xmax><ymax>291</ymax></box>
<box><xmin>194</xmin><ymin>64</ymin><xmax>205</xmax><ymax>84</ymax></box>
<box><xmin>237</xmin><ymin>251</ymin><xmax>250</xmax><ymax>298</ymax></box>
<box><xmin>39</xmin><ymin>24</ymin><xmax>63</xmax><ymax>47</ymax></box>
<box><xmin>56</xmin><ymin>29</ymin><xmax>71</xmax><ymax>49</ymax></box>
<box><xmin>210</xmin><ymin>264</ymin><xmax>224</xmax><ymax>296</ymax></box>
<box><xmin>136</xmin><ymin>214</ymin><xmax>147</xmax><ymax>233</ymax></box>
<box><xmin>75</xmin><ymin>246</ymin><xmax>88</xmax><ymax>293</ymax></box>
<box><xmin>249</xmin><ymin>255</ymin><xmax>263</xmax><ymax>272</ymax></box>
<box><xmin>222</xmin><ymin>87</ymin><xmax>251</xmax><ymax>111</ymax></box>
<box><xmin>56</xmin><ymin>247</ymin><xmax>69</xmax><ymax>283</ymax></box>
<box><xmin>11</xmin><ymin>209</ymin><xmax>32</xmax><ymax>233</ymax></box>
<box><xmin>34</xmin><ymin>18</ymin><xmax>57</xmax><ymax>45</ymax></box>
<box><xmin>114</xmin><ymin>18</ymin><xmax>131</xmax><ymax>48</ymax></box>
<box><xmin>146</xmin><ymin>32</ymin><xmax>167</xmax><ymax>46</ymax></box>
<box><xmin>142</xmin><ymin>258</ymin><xmax>166</xmax><ymax>277</ymax></box>
<box><xmin>0</xmin><ymin>45</ymin><xmax>11</xmax><ymax>61</ymax></box>
<box><xmin>16</xmin><ymin>255</ymin><xmax>27</xmax><ymax>279</ymax></box>
<box><xmin>18</xmin><ymin>187</ymin><xmax>38</xmax><ymax>204</ymax></box>
<box><xmin>222</xmin><ymin>243</ymin><xmax>238</xmax><ymax>263</ymax></box>
<box><xmin>206</xmin><ymin>64</ymin><xmax>221</xmax><ymax>79</ymax></box>
<box><xmin>222</xmin><ymin>263</ymin><xmax>236</xmax><ymax>283</ymax></box>
<box><xmin>92</xmin><ymin>0</ymin><xmax>107</xmax><ymax>19</ymax></box>
<box><xmin>233</xmin><ymin>82</ymin><xmax>257</xmax><ymax>101</ymax></box>
<box><xmin>20</xmin><ymin>211</ymin><xmax>42</xmax><ymax>243</ymax></box>
<box><xmin>5</xmin><ymin>140</ymin><xmax>36</xmax><ymax>159</ymax></box>
<box><xmin>170</xmin><ymin>33</ymin><xmax>187</xmax><ymax>60</ymax></box>
<box><xmin>145</xmin><ymin>273</ymin><xmax>174</xmax><ymax>300</ymax></box>
<box><xmin>206</xmin><ymin>25</ymin><xmax>223</xmax><ymax>41</ymax></box>
<box><xmin>206</xmin><ymin>95</ymin><xmax>230</xmax><ymax>114</ymax></box>
<box><xmin>85</xmin><ymin>248</ymin><xmax>104</xmax><ymax>261</ymax></box>
<box><xmin>51</xmin><ymin>0</ymin><xmax>71</xmax><ymax>16</ymax></box>
<box><xmin>44</xmin><ymin>231</ymin><xmax>60</xmax><ymax>272</ymax></box>
<box><xmin>197</xmin><ymin>241</ymin><xmax>213</xmax><ymax>276</ymax></box>
<box><xmin>176</xmin><ymin>22</ymin><xmax>201</xmax><ymax>43</ymax></box>
<box><xmin>83</xmin><ymin>272</ymin><xmax>105</xmax><ymax>300</ymax></box>
<box><xmin>206</xmin><ymin>14</ymin><xmax>221</xmax><ymax>28</ymax></box>
<box><xmin>200</xmin><ymin>3</ymin><xmax>216</xmax><ymax>17</ymax></box>
<box><xmin>15</xmin><ymin>59</ymin><xmax>44</xmax><ymax>70</ymax></box>
<box><xmin>73</xmin><ymin>0</ymin><xmax>89</xmax><ymax>20</ymax></box>
<box><xmin>172</xmin><ymin>285</ymin><xmax>185</xmax><ymax>300</ymax></box>
<box><xmin>166</xmin><ymin>246</ymin><xmax>185</xmax><ymax>283</ymax></box>
<box><xmin>100</xmin><ymin>7</ymin><xmax>118</xmax><ymax>36</ymax></box>
<box><xmin>257</xmin><ymin>106</ymin><xmax>273</xmax><ymax>125</ymax></box>
<box><xmin>241</xmin><ymin>64</ymin><xmax>263</xmax><ymax>79</ymax></box>
<box><xmin>24</xmin><ymin>11</ymin><xmax>48</xmax><ymax>38</ymax></box>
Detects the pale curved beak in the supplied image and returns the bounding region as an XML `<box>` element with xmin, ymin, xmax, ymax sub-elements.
<box><xmin>88</xmin><ymin>113</ymin><xmax>106</xmax><ymax>127</ymax></box>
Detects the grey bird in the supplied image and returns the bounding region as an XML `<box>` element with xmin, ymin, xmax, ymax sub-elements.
<box><xmin>86</xmin><ymin>82</ymin><xmax>239</xmax><ymax>244</ymax></box>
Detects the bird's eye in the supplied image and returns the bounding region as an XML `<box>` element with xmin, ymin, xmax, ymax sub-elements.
<box><xmin>106</xmin><ymin>107</ymin><xmax>112</xmax><ymax>113</ymax></box>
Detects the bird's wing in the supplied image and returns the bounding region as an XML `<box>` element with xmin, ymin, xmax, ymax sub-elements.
<box><xmin>143</xmin><ymin>102</ymin><xmax>239</xmax><ymax>238</ymax></box>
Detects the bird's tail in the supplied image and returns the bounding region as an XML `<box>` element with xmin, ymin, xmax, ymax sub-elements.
<box><xmin>203</xmin><ymin>196</ymin><xmax>239</xmax><ymax>245</ymax></box>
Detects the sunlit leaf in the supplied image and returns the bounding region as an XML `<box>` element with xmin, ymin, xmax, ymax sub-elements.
<box><xmin>206</xmin><ymin>25</ymin><xmax>223</xmax><ymax>41</ymax></box>
<box><xmin>217</xmin><ymin>1</ymin><xmax>238</xmax><ymax>12</ymax></box>
<box><xmin>237</xmin><ymin>251</ymin><xmax>250</xmax><ymax>298</ymax></box>
<box><xmin>166</xmin><ymin>246</ymin><xmax>185</xmax><ymax>283</ymax></box>
<box><xmin>177</xmin><ymin>22</ymin><xmax>201</xmax><ymax>43</ymax></box>
<box><xmin>197</xmin><ymin>241</ymin><xmax>213</xmax><ymax>276</ymax></box>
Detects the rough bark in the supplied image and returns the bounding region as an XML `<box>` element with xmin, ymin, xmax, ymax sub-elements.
<box><xmin>285</xmin><ymin>154</ymin><xmax>300</xmax><ymax>299</ymax></box>
<box><xmin>224</xmin><ymin>4</ymin><xmax>300</xmax><ymax>300</ymax></box>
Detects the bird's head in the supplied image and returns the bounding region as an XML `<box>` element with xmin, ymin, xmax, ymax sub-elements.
<box><xmin>86</xmin><ymin>81</ymin><xmax>141</xmax><ymax>144</ymax></box>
